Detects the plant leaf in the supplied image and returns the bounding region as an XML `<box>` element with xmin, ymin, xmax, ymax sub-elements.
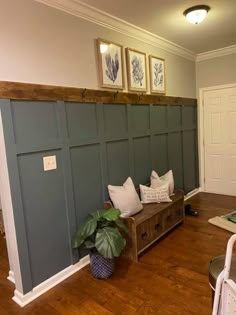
<box><xmin>84</xmin><ymin>240</ymin><xmax>95</xmax><ymax>249</ymax></box>
<box><xmin>95</xmin><ymin>227</ymin><xmax>126</xmax><ymax>258</ymax></box>
<box><xmin>90</xmin><ymin>209</ymin><xmax>107</xmax><ymax>220</ymax></box>
<box><xmin>115</xmin><ymin>219</ymin><xmax>129</xmax><ymax>233</ymax></box>
<box><xmin>72</xmin><ymin>217</ymin><xmax>97</xmax><ymax>248</ymax></box>
<box><xmin>101</xmin><ymin>208</ymin><xmax>121</xmax><ymax>221</ymax></box>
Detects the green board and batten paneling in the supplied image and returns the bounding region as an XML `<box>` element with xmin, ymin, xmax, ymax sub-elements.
<box><xmin>0</xmin><ymin>98</ymin><xmax>198</xmax><ymax>294</ymax></box>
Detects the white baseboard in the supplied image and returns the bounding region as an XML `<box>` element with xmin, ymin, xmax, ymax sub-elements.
<box><xmin>7</xmin><ymin>270</ymin><xmax>15</xmax><ymax>284</ymax></box>
<box><xmin>12</xmin><ymin>255</ymin><xmax>90</xmax><ymax>307</ymax></box>
<box><xmin>184</xmin><ymin>188</ymin><xmax>201</xmax><ymax>201</ymax></box>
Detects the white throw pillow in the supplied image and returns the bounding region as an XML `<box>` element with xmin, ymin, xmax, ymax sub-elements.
<box><xmin>108</xmin><ymin>177</ymin><xmax>143</xmax><ymax>218</ymax></box>
<box><xmin>139</xmin><ymin>184</ymin><xmax>172</xmax><ymax>204</ymax></box>
<box><xmin>150</xmin><ymin>170</ymin><xmax>174</xmax><ymax>195</ymax></box>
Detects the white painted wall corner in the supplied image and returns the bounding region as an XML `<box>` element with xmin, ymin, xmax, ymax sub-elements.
<box><xmin>12</xmin><ymin>255</ymin><xmax>90</xmax><ymax>307</ymax></box>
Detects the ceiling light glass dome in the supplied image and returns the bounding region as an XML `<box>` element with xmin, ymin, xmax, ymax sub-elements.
<box><xmin>184</xmin><ymin>5</ymin><xmax>210</xmax><ymax>24</ymax></box>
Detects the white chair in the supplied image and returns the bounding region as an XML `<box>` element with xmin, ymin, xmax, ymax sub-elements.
<box><xmin>213</xmin><ymin>234</ymin><xmax>236</xmax><ymax>315</ymax></box>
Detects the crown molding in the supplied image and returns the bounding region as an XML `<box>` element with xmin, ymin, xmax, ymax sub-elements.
<box><xmin>196</xmin><ymin>45</ymin><xmax>236</xmax><ymax>62</ymax></box>
<box><xmin>35</xmin><ymin>0</ymin><xmax>196</xmax><ymax>61</ymax></box>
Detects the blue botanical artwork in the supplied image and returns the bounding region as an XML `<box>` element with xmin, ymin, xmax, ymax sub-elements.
<box><xmin>105</xmin><ymin>52</ymin><xmax>119</xmax><ymax>83</ymax></box>
<box><xmin>153</xmin><ymin>62</ymin><xmax>163</xmax><ymax>88</ymax></box>
<box><xmin>150</xmin><ymin>56</ymin><xmax>165</xmax><ymax>93</ymax></box>
<box><xmin>131</xmin><ymin>55</ymin><xmax>144</xmax><ymax>86</ymax></box>
<box><xmin>99</xmin><ymin>39</ymin><xmax>123</xmax><ymax>89</ymax></box>
<box><xmin>127</xmin><ymin>49</ymin><xmax>146</xmax><ymax>91</ymax></box>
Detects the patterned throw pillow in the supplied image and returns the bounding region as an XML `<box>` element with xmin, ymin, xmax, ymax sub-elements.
<box><xmin>139</xmin><ymin>184</ymin><xmax>172</xmax><ymax>204</ymax></box>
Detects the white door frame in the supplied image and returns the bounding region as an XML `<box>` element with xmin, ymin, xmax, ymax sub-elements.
<box><xmin>199</xmin><ymin>83</ymin><xmax>236</xmax><ymax>192</ymax></box>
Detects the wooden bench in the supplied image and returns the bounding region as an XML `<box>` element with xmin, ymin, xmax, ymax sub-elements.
<box><xmin>105</xmin><ymin>190</ymin><xmax>184</xmax><ymax>262</ymax></box>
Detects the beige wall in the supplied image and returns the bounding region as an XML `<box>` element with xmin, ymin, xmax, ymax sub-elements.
<box><xmin>0</xmin><ymin>0</ymin><xmax>196</xmax><ymax>98</ymax></box>
<box><xmin>196</xmin><ymin>54</ymin><xmax>236</xmax><ymax>93</ymax></box>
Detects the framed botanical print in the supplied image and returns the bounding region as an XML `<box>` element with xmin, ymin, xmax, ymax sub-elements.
<box><xmin>97</xmin><ymin>38</ymin><xmax>125</xmax><ymax>89</ymax></box>
<box><xmin>126</xmin><ymin>48</ymin><xmax>147</xmax><ymax>92</ymax></box>
<box><xmin>149</xmin><ymin>55</ymin><xmax>166</xmax><ymax>94</ymax></box>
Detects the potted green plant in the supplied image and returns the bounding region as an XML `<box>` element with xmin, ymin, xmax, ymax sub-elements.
<box><xmin>72</xmin><ymin>208</ymin><xmax>127</xmax><ymax>279</ymax></box>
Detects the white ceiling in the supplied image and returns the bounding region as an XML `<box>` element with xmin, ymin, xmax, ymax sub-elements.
<box><xmin>80</xmin><ymin>0</ymin><xmax>236</xmax><ymax>53</ymax></box>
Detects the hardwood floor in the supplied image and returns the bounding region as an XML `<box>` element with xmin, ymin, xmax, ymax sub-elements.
<box><xmin>1</xmin><ymin>192</ymin><xmax>235</xmax><ymax>315</ymax></box>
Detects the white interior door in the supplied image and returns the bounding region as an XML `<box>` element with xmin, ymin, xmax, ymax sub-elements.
<box><xmin>204</xmin><ymin>86</ymin><xmax>236</xmax><ymax>195</ymax></box>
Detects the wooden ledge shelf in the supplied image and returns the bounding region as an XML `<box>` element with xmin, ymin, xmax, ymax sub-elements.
<box><xmin>0</xmin><ymin>81</ymin><xmax>197</xmax><ymax>106</ymax></box>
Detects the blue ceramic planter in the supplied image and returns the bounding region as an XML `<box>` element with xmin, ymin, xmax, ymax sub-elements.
<box><xmin>90</xmin><ymin>253</ymin><xmax>114</xmax><ymax>279</ymax></box>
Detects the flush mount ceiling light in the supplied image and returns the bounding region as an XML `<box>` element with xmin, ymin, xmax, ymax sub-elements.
<box><xmin>184</xmin><ymin>5</ymin><xmax>210</xmax><ymax>24</ymax></box>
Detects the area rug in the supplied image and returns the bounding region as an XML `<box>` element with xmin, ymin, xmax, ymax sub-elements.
<box><xmin>208</xmin><ymin>211</ymin><xmax>236</xmax><ymax>233</ymax></box>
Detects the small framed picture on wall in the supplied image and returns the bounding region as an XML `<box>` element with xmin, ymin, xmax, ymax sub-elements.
<box><xmin>97</xmin><ymin>38</ymin><xmax>125</xmax><ymax>90</ymax></box>
<box><xmin>126</xmin><ymin>48</ymin><xmax>147</xmax><ymax>92</ymax></box>
<box><xmin>149</xmin><ymin>55</ymin><xmax>166</xmax><ymax>94</ymax></box>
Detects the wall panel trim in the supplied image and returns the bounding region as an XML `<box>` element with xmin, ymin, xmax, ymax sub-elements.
<box><xmin>0</xmin><ymin>81</ymin><xmax>197</xmax><ymax>106</ymax></box>
<box><xmin>0</xmin><ymin>88</ymin><xmax>199</xmax><ymax>304</ymax></box>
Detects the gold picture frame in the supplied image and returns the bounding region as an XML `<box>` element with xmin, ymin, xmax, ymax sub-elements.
<box><xmin>149</xmin><ymin>55</ymin><xmax>166</xmax><ymax>94</ymax></box>
<box><xmin>97</xmin><ymin>38</ymin><xmax>125</xmax><ymax>90</ymax></box>
<box><xmin>126</xmin><ymin>48</ymin><xmax>147</xmax><ymax>92</ymax></box>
